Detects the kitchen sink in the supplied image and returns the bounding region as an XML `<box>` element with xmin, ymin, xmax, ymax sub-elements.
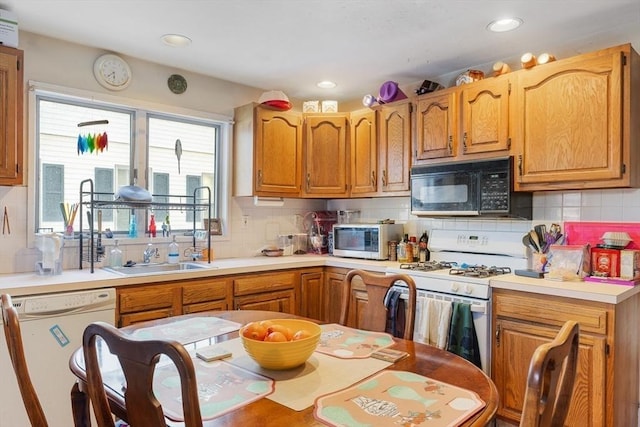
<box><xmin>103</xmin><ymin>262</ymin><xmax>213</xmax><ymax>276</ymax></box>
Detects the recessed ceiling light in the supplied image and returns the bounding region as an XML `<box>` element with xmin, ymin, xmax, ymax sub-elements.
<box><xmin>161</xmin><ymin>34</ymin><xmax>192</xmax><ymax>47</ymax></box>
<box><xmin>317</xmin><ymin>80</ymin><xmax>337</xmax><ymax>89</ymax></box>
<box><xmin>487</xmin><ymin>17</ymin><xmax>523</xmax><ymax>33</ymax></box>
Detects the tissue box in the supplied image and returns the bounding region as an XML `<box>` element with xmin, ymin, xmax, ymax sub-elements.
<box><xmin>0</xmin><ymin>9</ymin><xmax>18</xmax><ymax>48</ymax></box>
<box><xmin>303</xmin><ymin>101</ymin><xmax>319</xmax><ymax>112</ymax></box>
<box><xmin>321</xmin><ymin>100</ymin><xmax>338</xmax><ymax>112</ymax></box>
<box><xmin>620</xmin><ymin>249</ymin><xmax>640</xmax><ymax>279</ymax></box>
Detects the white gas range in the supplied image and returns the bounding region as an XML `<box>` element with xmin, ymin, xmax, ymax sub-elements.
<box><xmin>386</xmin><ymin>229</ymin><xmax>528</xmax><ymax>374</ymax></box>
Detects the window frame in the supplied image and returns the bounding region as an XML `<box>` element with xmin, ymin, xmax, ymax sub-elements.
<box><xmin>27</xmin><ymin>81</ymin><xmax>232</xmax><ymax>249</ymax></box>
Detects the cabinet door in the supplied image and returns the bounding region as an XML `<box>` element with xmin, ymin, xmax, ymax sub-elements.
<box><xmin>303</xmin><ymin>114</ymin><xmax>349</xmax><ymax>197</ymax></box>
<box><xmin>514</xmin><ymin>49</ymin><xmax>624</xmax><ymax>189</ymax></box>
<box><xmin>117</xmin><ymin>285</ymin><xmax>181</xmax><ymax>327</ymax></box>
<box><xmin>414</xmin><ymin>91</ymin><xmax>456</xmax><ymax>162</ymax></box>
<box><xmin>254</xmin><ymin>108</ymin><xmax>302</xmax><ymax>196</ymax></box>
<box><xmin>323</xmin><ymin>268</ymin><xmax>348</xmax><ymax>323</ymax></box>
<box><xmin>378</xmin><ymin>102</ymin><xmax>411</xmax><ymax>194</ymax></box>
<box><xmin>0</xmin><ymin>47</ymin><xmax>23</xmax><ymax>185</ymax></box>
<box><xmin>349</xmin><ymin>109</ymin><xmax>378</xmax><ymax>196</ymax></box>
<box><xmin>493</xmin><ymin>318</ymin><xmax>606</xmax><ymax>427</ymax></box>
<box><xmin>182</xmin><ymin>278</ymin><xmax>232</xmax><ymax>314</ymax></box>
<box><xmin>460</xmin><ymin>77</ymin><xmax>511</xmax><ymax>155</ymax></box>
<box><xmin>234</xmin><ymin>289</ymin><xmax>296</xmax><ymax>313</ymax></box>
<box><xmin>300</xmin><ymin>270</ymin><xmax>324</xmax><ymax>320</ymax></box>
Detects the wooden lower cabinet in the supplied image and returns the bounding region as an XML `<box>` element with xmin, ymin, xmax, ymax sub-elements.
<box><xmin>117</xmin><ymin>283</ymin><xmax>181</xmax><ymax>327</ymax></box>
<box><xmin>492</xmin><ymin>288</ymin><xmax>638</xmax><ymax>427</ymax></box>
<box><xmin>182</xmin><ymin>278</ymin><xmax>233</xmax><ymax>314</ymax></box>
<box><xmin>233</xmin><ymin>271</ymin><xmax>299</xmax><ymax>314</ymax></box>
<box><xmin>323</xmin><ymin>267</ymin><xmax>348</xmax><ymax>323</ymax></box>
<box><xmin>300</xmin><ymin>268</ymin><xmax>324</xmax><ymax>320</ymax></box>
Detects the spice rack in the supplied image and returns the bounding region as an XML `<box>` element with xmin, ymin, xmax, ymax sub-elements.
<box><xmin>79</xmin><ymin>178</ymin><xmax>212</xmax><ymax>273</ymax></box>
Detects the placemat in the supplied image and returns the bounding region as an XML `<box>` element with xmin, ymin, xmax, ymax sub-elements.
<box><xmin>222</xmin><ymin>337</ymin><xmax>392</xmax><ymax>411</ymax></box>
<box><xmin>128</xmin><ymin>317</ymin><xmax>241</xmax><ymax>344</ymax></box>
<box><xmin>99</xmin><ymin>357</ymin><xmax>274</xmax><ymax>422</ymax></box>
<box><xmin>314</xmin><ymin>370</ymin><xmax>486</xmax><ymax>427</ymax></box>
<box><xmin>316</xmin><ymin>324</ymin><xmax>394</xmax><ymax>359</ymax></box>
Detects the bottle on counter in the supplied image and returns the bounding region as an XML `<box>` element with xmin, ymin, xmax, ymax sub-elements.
<box><xmin>149</xmin><ymin>214</ymin><xmax>157</xmax><ymax>238</ymax></box>
<box><xmin>397</xmin><ymin>238</ymin><xmax>407</xmax><ymax>263</ymax></box>
<box><xmin>108</xmin><ymin>240</ymin><xmax>123</xmax><ymax>268</ymax></box>
<box><xmin>418</xmin><ymin>232</ymin><xmax>429</xmax><ymax>262</ymax></box>
<box><xmin>409</xmin><ymin>236</ymin><xmax>418</xmax><ymax>262</ymax></box>
<box><xmin>404</xmin><ymin>234</ymin><xmax>414</xmax><ymax>263</ymax></box>
<box><xmin>128</xmin><ymin>213</ymin><xmax>137</xmax><ymax>238</ymax></box>
<box><xmin>388</xmin><ymin>241</ymin><xmax>398</xmax><ymax>261</ymax></box>
<box><xmin>167</xmin><ymin>235</ymin><xmax>180</xmax><ymax>264</ymax></box>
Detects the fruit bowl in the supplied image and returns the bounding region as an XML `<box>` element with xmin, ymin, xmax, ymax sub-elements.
<box><xmin>239</xmin><ymin>319</ymin><xmax>321</xmax><ymax>370</ymax></box>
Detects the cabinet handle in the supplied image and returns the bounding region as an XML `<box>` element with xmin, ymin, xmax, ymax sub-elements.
<box><xmin>518</xmin><ymin>155</ymin><xmax>523</xmax><ymax>176</ymax></box>
<box><xmin>462</xmin><ymin>132</ymin><xmax>468</xmax><ymax>152</ymax></box>
<box><xmin>371</xmin><ymin>171</ymin><xmax>376</xmax><ymax>187</ymax></box>
<box><xmin>495</xmin><ymin>324</ymin><xmax>501</xmax><ymax>347</ymax></box>
<box><xmin>306</xmin><ymin>173</ymin><xmax>311</xmax><ymax>192</ymax></box>
<box><xmin>257</xmin><ymin>169</ymin><xmax>263</xmax><ymax>185</ymax></box>
<box><xmin>448</xmin><ymin>136</ymin><xmax>453</xmax><ymax>154</ymax></box>
<box><xmin>382</xmin><ymin>170</ymin><xmax>387</xmax><ymax>187</ymax></box>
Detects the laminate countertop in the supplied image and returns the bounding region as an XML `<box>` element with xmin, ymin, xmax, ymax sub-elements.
<box><xmin>1</xmin><ymin>256</ymin><xmax>639</xmax><ymax>304</ymax></box>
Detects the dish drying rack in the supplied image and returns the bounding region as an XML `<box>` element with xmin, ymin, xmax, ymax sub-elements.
<box><xmin>79</xmin><ymin>178</ymin><xmax>212</xmax><ymax>273</ymax></box>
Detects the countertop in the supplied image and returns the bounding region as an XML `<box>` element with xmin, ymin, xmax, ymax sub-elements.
<box><xmin>2</xmin><ymin>255</ymin><xmax>639</xmax><ymax>305</ymax></box>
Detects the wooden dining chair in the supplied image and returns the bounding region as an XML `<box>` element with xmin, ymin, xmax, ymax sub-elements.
<box><xmin>520</xmin><ymin>320</ymin><xmax>580</xmax><ymax>427</ymax></box>
<box><xmin>83</xmin><ymin>321</ymin><xmax>203</xmax><ymax>427</ymax></box>
<box><xmin>339</xmin><ymin>269</ymin><xmax>417</xmax><ymax>339</ymax></box>
<box><xmin>1</xmin><ymin>293</ymin><xmax>49</xmax><ymax>427</ymax></box>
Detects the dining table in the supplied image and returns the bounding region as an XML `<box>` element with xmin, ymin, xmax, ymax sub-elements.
<box><xmin>69</xmin><ymin>310</ymin><xmax>498</xmax><ymax>426</ymax></box>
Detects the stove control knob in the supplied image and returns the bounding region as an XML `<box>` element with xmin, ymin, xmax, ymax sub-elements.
<box><xmin>464</xmin><ymin>284</ymin><xmax>473</xmax><ymax>295</ymax></box>
<box><xmin>450</xmin><ymin>282</ymin><xmax>459</xmax><ymax>292</ymax></box>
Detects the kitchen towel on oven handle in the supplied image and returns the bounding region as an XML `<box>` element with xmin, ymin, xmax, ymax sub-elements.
<box><xmin>384</xmin><ymin>290</ymin><xmax>407</xmax><ymax>339</ymax></box>
<box><xmin>413</xmin><ymin>296</ymin><xmax>452</xmax><ymax>350</ymax></box>
<box><xmin>447</xmin><ymin>302</ymin><xmax>482</xmax><ymax>369</ymax></box>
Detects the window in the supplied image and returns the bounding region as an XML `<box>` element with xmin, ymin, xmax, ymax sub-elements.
<box><xmin>32</xmin><ymin>87</ymin><xmax>228</xmax><ymax>238</ymax></box>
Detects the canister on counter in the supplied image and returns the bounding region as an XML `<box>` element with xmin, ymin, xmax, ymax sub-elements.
<box><xmin>620</xmin><ymin>249</ymin><xmax>640</xmax><ymax>279</ymax></box>
<box><xmin>591</xmin><ymin>247</ymin><xmax>620</xmax><ymax>277</ymax></box>
<box><xmin>388</xmin><ymin>241</ymin><xmax>398</xmax><ymax>261</ymax></box>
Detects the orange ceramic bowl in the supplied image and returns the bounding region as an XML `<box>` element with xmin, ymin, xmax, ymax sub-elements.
<box><xmin>239</xmin><ymin>319</ymin><xmax>321</xmax><ymax>370</ymax></box>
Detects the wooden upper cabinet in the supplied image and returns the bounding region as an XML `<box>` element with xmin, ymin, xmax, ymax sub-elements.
<box><xmin>302</xmin><ymin>113</ymin><xmax>349</xmax><ymax>198</ymax></box>
<box><xmin>0</xmin><ymin>46</ymin><xmax>23</xmax><ymax>186</ymax></box>
<box><xmin>349</xmin><ymin>109</ymin><xmax>378</xmax><ymax>196</ymax></box>
<box><xmin>460</xmin><ymin>77</ymin><xmax>511</xmax><ymax>155</ymax></box>
<box><xmin>254</xmin><ymin>108</ymin><xmax>303</xmax><ymax>197</ymax></box>
<box><xmin>415</xmin><ymin>89</ymin><xmax>457</xmax><ymax>162</ymax></box>
<box><xmin>377</xmin><ymin>100</ymin><xmax>411</xmax><ymax>194</ymax></box>
<box><xmin>514</xmin><ymin>44</ymin><xmax>639</xmax><ymax>191</ymax></box>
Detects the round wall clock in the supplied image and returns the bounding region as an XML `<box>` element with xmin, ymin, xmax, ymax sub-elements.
<box><xmin>93</xmin><ymin>54</ymin><xmax>132</xmax><ymax>91</ymax></box>
<box><xmin>168</xmin><ymin>74</ymin><xmax>188</xmax><ymax>94</ymax></box>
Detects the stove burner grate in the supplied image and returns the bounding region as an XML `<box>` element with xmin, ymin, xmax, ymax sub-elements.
<box><xmin>398</xmin><ymin>261</ymin><xmax>457</xmax><ymax>271</ymax></box>
<box><xmin>449</xmin><ymin>265</ymin><xmax>512</xmax><ymax>278</ymax></box>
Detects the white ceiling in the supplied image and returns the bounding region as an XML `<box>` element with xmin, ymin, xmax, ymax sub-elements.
<box><xmin>3</xmin><ymin>0</ymin><xmax>640</xmax><ymax>102</ymax></box>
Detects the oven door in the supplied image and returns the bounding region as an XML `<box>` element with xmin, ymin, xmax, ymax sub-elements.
<box><xmin>411</xmin><ymin>168</ymin><xmax>479</xmax><ymax>216</ymax></box>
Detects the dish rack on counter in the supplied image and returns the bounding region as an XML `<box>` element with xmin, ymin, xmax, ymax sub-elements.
<box><xmin>79</xmin><ymin>178</ymin><xmax>212</xmax><ymax>273</ymax></box>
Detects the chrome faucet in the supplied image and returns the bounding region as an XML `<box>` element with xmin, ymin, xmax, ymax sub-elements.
<box><xmin>143</xmin><ymin>243</ymin><xmax>157</xmax><ymax>263</ymax></box>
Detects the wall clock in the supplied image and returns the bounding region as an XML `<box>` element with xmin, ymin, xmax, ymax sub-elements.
<box><xmin>168</xmin><ymin>74</ymin><xmax>188</xmax><ymax>94</ymax></box>
<box><xmin>93</xmin><ymin>54</ymin><xmax>132</xmax><ymax>91</ymax></box>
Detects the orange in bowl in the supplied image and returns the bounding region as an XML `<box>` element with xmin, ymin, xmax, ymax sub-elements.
<box><xmin>239</xmin><ymin>319</ymin><xmax>321</xmax><ymax>370</ymax></box>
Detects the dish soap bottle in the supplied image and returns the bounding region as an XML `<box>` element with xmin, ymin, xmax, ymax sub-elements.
<box><xmin>167</xmin><ymin>235</ymin><xmax>180</xmax><ymax>264</ymax></box>
<box><xmin>128</xmin><ymin>213</ymin><xmax>137</xmax><ymax>238</ymax></box>
<box><xmin>109</xmin><ymin>240</ymin><xmax>123</xmax><ymax>268</ymax></box>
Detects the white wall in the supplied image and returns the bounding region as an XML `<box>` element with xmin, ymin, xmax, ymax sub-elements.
<box><xmin>2</xmin><ymin>31</ymin><xmax>638</xmax><ymax>275</ymax></box>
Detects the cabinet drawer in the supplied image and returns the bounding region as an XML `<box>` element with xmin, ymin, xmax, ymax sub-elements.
<box><xmin>183</xmin><ymin>279</ymin><xmax>231</xmax><ymax>304</ymax></box>
<box><xmin>118</xmin><ymin>285</ymin><xmax>180</xmax><ymax>314</ymax></box>
<box><xmin>234</xmin><ymin>272</ymin><xmax>296</xmax><ymax>296</ymax></box>
<box><xmin>494</xmin><ymin>290</ymin><xmax>608</xmax><ymax>334</ymax></box>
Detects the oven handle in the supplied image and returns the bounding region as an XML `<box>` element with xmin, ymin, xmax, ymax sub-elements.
<box><xmin>391</xmin><ymin>287</ymin><xmax>488</xmax><ymax>314</ymax></box>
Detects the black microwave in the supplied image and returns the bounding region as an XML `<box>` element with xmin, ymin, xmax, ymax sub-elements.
<box><xmin>410</xmin><ymin>157</ymin><xmax>532</xmax><ymax>218</ymax></box>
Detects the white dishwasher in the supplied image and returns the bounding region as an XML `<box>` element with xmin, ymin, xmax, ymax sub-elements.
<box><xmin>0</xmin><ymin>288</ymin><xmax>116</xmax><ymax>427</ymax></box>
